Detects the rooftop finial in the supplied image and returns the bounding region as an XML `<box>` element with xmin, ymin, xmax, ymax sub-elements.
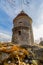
<box><xmin>20</xmin><ymin>10</ymin><xmax>25</xmax><ymax>13</ymax></box>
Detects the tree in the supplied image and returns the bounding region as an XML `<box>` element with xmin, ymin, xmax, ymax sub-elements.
<box><xmin>39</xmin><ymin>41</ymin><xmax>43</xmax><ymax>46</ymax></box>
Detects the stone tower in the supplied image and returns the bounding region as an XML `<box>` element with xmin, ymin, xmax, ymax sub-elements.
<box><xmin>12</xmin><ymin>11</ymin><xmax>34</xmax><ymax>45</ymax></box>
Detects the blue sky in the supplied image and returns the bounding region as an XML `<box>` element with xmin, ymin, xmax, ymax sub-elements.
<box><xmin>0</xmin><ymin>0</ymin><xmax>43</xmax><ymax>42</ymax></box>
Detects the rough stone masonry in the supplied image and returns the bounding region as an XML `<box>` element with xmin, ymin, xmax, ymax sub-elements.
<box><xmin>12</xmin><ymin>11</ymin><xmax>34</xmax><ymax>45</ymax></box>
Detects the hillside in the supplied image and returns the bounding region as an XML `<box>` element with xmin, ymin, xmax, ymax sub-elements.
<box><xmin>0</xmin><ymin>42</ymin><xmax>43</xmax><ymax>65</ymax></box>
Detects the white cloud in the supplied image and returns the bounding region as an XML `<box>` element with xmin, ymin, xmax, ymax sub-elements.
<box><xmin>32</xmin><ymin>2</ymin><xmax>43</xmax><ymax>42</ymax></box>
<box><xmin>0</xmin><ymin>32</ymin><xmax>11</xmax><ymax>42</ymax></box>
<box><xmin>33</xmin><ymin>24</ymin><xmax>43</xmax><ymax>41</ymax></box>
<box><xmin>37</xmin><ymin>3</ymin><xmax>43</xmax><ymax>25</ymax></box>
<box><xmin>0</xmin><ymin>0</ymin><xmax>21</xmax><ymax>19</ymax></box>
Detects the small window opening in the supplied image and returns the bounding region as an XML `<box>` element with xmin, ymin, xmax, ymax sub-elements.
<box><xmin>18</xmin><ymin>31</ymin><xmax>21</xmax><ymax>35</ymax></box>
<box><xmin>19</xmin><ymin>22</ymin><xmax>22</xmax><ymax>23</ymax></box>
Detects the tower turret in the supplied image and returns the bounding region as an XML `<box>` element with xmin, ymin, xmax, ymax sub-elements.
<box><xmin>12</xmin><ymin>11</ymin><xmax>34</xmax><ymax>45</ymax></box>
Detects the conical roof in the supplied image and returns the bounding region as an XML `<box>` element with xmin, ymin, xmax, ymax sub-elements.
<box><xmin>13</xmin><ymin>10</ymin><xmax>32</xmax><ymax>23</ymax></box>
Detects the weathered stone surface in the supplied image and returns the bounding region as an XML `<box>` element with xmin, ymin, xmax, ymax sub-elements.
<box><xmin>0</xmin><ymin>52</ymin><xmax>9</xmax><ymax>63</ymax></box>
<box><xmin>12</xmin><ymin>11</ymin><xmax>34</xmax><ymax>45</ymax></box>
<box><xmin>31</xmin><ymin>46</ymin><xmax>43</xmax><ymax>61</ymax></box>
<box><xmin>34</xmin><ymin>48</ymin><xmax>43</xmax><ymax>61</ymax></box>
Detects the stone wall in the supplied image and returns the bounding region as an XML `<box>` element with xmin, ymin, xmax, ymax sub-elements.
<box><xmin>12</xmin><ymin>11</ymin><xmax>34</xmax><ymax>45</ymax></box>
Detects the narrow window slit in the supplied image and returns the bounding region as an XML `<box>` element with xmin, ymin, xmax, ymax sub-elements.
<box><xmin>18</xmin><ymin>31</ymin><xmax>21</xmax><ymax>35</ymax></box>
